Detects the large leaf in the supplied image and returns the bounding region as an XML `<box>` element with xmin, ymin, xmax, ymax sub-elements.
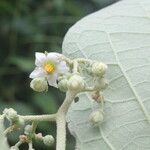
<box><xmin>0</xmin><ymin>116</ymin><xmax>9</xmax><ymax>150</ymax></box>
<box><xmin>62</xmin><ymin>0</ymin><xmax>150</xmax><ymax>149</ymax></box>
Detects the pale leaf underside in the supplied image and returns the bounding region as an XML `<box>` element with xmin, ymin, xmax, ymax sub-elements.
<box><xmin>62</xmin><ymin>0</ymin><xmax>150</xmax><ymax>149</ymax></box>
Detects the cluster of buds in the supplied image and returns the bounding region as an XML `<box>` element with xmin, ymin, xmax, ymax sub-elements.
<box><xmin>35</xmin><ymin>133</ymin><xmax>55</xmax><ymax>146</ymax></box>
<box><xmin>2</xmin><ymin>52</ymin><xmax>108</xmax><ymax>150</ymax></box>
<box><xmin>58</xmin><ymin>74</ymin><xmax>85</xmax><ymax>92</ymax></box>
<box><xmin>29</xmin><ymin>52</ymin><xmax>108</xmax><ymax>94</ymax></box>
<box><xmin>3</xmin><ymin>108</ymin><xmax>24</xmax><ymax>128</ymax></box>
<box><xmin>24</xmin><ymin>125</ymin><xmax>55</xmax><ymax>147</ymax></box>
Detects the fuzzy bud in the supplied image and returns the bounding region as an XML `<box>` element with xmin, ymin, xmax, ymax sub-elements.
<box><xmin>24</xmin><ymin>125</ymin><xmax>32</xmax><ymax>135</ymax></box>
<box><xmin>58</xmin><ymin>79</ymin><xmax>68</xmax><ymax>92</ymax></box>
<box><xmin>67</xmin><ymin>74</ymin><xmax>85</xmax><ymax>91</ymax></box>
<box><xmin>92</xmin><ymin>62</ymin><xmax>107</xmax><ymax>76</ymax></box>
<box><xmin>3</xmin><ymin>108</ymin><xmax>18</xmax><ymax>122</ymax></box>
<box><xmin>35</xmin><ymin>133</ymin><xmax>43</xmax><ymax>141</ymax></box>
<box><xmin>19</xmin><ymin>135</ymin><xmax>28</xmax><ymax>143</ymax></box>
<box><xmin>89</xmin><ymin>111</ymin><xmax>103</xmax><ymax>126</ymax></box>
<box><xmin>30</xmin><ymin>77</ymin><xmax>48</xmax><ymax>92</ymax></box>
<box><xmin>43</xmin><ymin>135</ymin><xmax>55</xmax><ymax>146</ymax></box>
<box><xmin>17</xmin><ymin>117</ymin><xmax>25</xmax><ymax>127</ymax></box>
<box><xmin>95</xmin><ymin>78</ymin><xmax>108</xmax><ymax>90</ymax></box>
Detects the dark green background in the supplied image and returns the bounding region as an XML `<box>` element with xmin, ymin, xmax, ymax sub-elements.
<box><xmin>0</xmin><ymin>0</ymin><xmax>118</xmax><ymax>149</ymax></box>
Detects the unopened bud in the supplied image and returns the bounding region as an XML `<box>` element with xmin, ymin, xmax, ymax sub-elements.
<box><xmin>19</xmin><ymin>135</ymin><xmax>28</xmax><ymax>143</ymax></box>
<box><xmin>35</xmin><ymin>133</ymin><xmax>43</xmax><ymax>141</ymax></box>
<box><xmin>89</xmin><ymin>111</ymin><xmax>103</xmax><ymax>126</ymax></box>
<box><xmin>58</xmin><ymin>79</ymin><xmax>68</xmax><ymax>92</ymax></box>
<box><xmin>30</xmin><ymin>77</ymin><xmax>48</xmax><ymax>92</ymax></box>
<box><xmin>43</xmin><ymin>135</ymin><xmax>55</xmax><ymax>146</ymax></box>
<box><xmin>17</xmin><ymin>117</ymin><xmax>25</xmax><ymax>127</ymax></box>
<box><xmin>3</xmin><ymin>108</ymin><xmax>18</xmax><ymax>122</ymax></box>
<box><xmin>95</xmin><ymin>78</ymin><xmax>108</xmax><ymax>90</ymax></box>
<box><xmin>92</xmin><ymin>62</ymin><xmax>107</xmax><ymax>76</ymax></box>
<box><xmin>67</xmin><ymin>74</ymin><xmax>85</xmax><ymax>91</ymax></box>
<box><xmin>24</xmin><ymin>125</ymin><xmax>32</xmax><ymax>135</ymax></box>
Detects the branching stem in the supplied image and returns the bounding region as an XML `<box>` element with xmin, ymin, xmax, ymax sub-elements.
<box><xmin>56</xmin><ymin>90</ymin><xmax>78</xmax><ymax>150</ymax></box>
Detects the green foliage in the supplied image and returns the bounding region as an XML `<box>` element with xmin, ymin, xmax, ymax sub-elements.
<box><xmin>0</xmin><ymin>0</ymin><xmax>118</xmax><ymax>149</ymax></box>
<box><xmin>63</xmin><ymin>0</ymin><xmax>150</xmax><ymax>149</ymax></box>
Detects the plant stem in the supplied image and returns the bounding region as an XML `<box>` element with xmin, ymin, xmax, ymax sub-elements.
<box><xmin>20</xmin><ymin>114</ymin><xmax>56</xmax><ymax>122</ymax></box>
<box><xmin>73</xmin><ymin>61</ymin><xmax>78</xmax><ymax>73</ymax></box>
<box><xmin>4</xmin><ymin>125</ymin><xmax>16</xmax><ymax>135</ymax></box>
<box><xmin>56</xmin><ymin>90</ymin><xmax>77</xmax><ymax>150</ymax></box>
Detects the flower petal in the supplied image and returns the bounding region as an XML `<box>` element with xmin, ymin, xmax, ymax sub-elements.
<box><xmin>35</xmin><ymin>52</ymin><xmax>47</xmax><ymax>66</ymax></box>
<box><xmin>47</xmin><ymin>52</ymin><xmax>63</xmax><ymax>63</ymax></box>
<box><xmin>29</xmin><ymin>67</ymin><xmax>45</xmax><ymax>78</ymax></box>
<box><xmin>47</xmin><ymin>73</ymin><xmax>58</xmax><ymax>88</ymax></box>
<box><xmin>57</xmin><ymin>61</ymin><xmax>69</xmax><ymax>74</ymax></box>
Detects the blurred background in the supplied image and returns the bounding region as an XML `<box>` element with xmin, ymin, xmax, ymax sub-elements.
<box><xmin>0</xmin><ymin>0</ymin><xmax>118</xmax><ymax>149</ymax></box>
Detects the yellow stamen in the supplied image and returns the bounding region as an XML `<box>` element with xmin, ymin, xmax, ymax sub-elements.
<box><xmin>44</xmin><ymin>63</ymin><xmax>55</xmax><ymax>74</ymax></box>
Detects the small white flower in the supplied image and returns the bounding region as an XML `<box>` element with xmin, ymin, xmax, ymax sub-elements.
<box><xmin>30</xmin><ymin>52</ymin><xmax>68</xmax><ymax>88</ymax></box>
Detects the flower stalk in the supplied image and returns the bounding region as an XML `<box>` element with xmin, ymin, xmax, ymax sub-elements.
<box><xmin>1</xmin><ymin>52</ymin><xmax>108</xmax><ymax>150</ymax></box>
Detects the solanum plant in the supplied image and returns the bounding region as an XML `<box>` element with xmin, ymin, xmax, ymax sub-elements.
<box><xmin>1</xmin><ymin>51</ymin><xmax>108</xmax><ymax>150</ymax></box>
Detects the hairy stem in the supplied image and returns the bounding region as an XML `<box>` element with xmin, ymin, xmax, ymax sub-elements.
<box><xmin>20</xmin><ymin>114</ymin><xmax>56</xmax><ymax>122</ymax></box>
<box><xmin>56</xmin><ymin>114</ymin><xmax>66</xmax><ymax>150</ymax></box>
<box><xmin>56</xmin><ymin>90</ymin><xmax>77</xmax><ymax>150</ymax></box>
<box><xmin>4</xmin><ymin>125</ymin><xmax>16</xmax><ymax>135</ymax></box>
<box><xmin>73</xmin><ymin>60</ymin><xmax>78</xmax><ymax>73</ymax></box>
<box><xmin>14</xmin><ymin>141</ymin><xmax>22</xmax><ymax>148</ymax></box>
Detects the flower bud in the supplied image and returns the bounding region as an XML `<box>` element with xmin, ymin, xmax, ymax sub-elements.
<box><xmin>43</xmin><ymin>135</ymin><xmax>55</xmax><ymax>146</ymax></box>
<box><xmin>19</xmin><ymin>135</ymin><xmax>28</xmax><ymax>143</ymax></box>
<box><xmin>35</xmin><ymin>133</ymin><xmax>43</xmax><ymax>141</ymax></box>
<box><xmin>17</xmin><ymin>117</ymin><xmax>25</xmax><ymax>127</ymax></box>
<box><xmin>95</xmin><ymin>78</ymin><xmax>108</xmax><ymax>90</ymax></box>
<box><xmin>58</xmin><ymin>79</ymin><xmax>68</xmax><ymax>92</ymax></box>
<box><xmin>30</xmin><ymin>77</ymin><xmax>48</xmax><ymax>92</ymax></box>
<box><xmin>24</xmin><ymin>125</ymin><xmax>32</xmax><ymax>135</ymax></box>
<box><xmin>89</xmin><ymin>111</ymin><xmax>103</xmax><ymax>126</ymax></box>
<box><xmin>3</xmin><ymin>108</ymin><xmax>18</xmax><ymax>122</ymax></box>
<box><xmin>92</xmin><ymin>62</ymin><xmax>107</xmax><ymax>76</ymax></box>
<box><xmin>67</xmin><ymin>74</ymin><xmax>85</xmax><ymax>91</ymax></box>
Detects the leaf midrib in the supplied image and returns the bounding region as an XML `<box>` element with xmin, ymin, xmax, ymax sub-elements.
<box><xmin>102</xmin><ymin>22</ymin><xmax>150</xmax><ymax>124</ymax></box>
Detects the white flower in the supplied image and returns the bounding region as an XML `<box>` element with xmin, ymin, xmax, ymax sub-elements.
<box><xmin>30</xmin><ymin>52</ymin><xmax>68</xmax><ymax>88</ymax></box>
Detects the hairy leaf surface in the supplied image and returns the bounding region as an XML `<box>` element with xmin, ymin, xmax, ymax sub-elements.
<box><xmin>62</xmin><ymin>0</ymin><xmax>150</xmax><ymax>149</ymax></box>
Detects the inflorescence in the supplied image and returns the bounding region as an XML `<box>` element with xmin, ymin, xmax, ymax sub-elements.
<box><xmin>1</xmin><ymin>52</ymin><xmax>108</xmax><ymax>150</ymax></box>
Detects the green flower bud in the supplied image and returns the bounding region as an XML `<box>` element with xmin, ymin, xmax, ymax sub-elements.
<box><xmin>30</xmin><ymin>77</ymin><xmax>48</xmax><ymax>92</ymax></box>
<box><xmin>43</xmin><ymin>135</ymin><xmax>55</xmax><ymax>146</ymax></box>
<box><xmin>58</xmin><ymin>79</ymin><xmax>68</xmax><ymax>92</ymax></box>
<box><xmin>92</xmin><ymin>62</ymin><xmax>107</xmax><ymax>76</ymax></box>
<box><xmin>17</xmin><ymin>117</ymin><xmax>25</xmax><ymax>127</ymax></box>
<box><xmin>67</xmin><ymin>74</ymin><xmax>85</xmax><ymax>91</ymax></box>
<box><xmin>89</xmin><ymin>111</ymin><xmax>103</xmax><ymax>126</ymax></box>
<box><xmin>3</xmin><ymin>108</ymin><xmax>18</xmax><ymax>122</ymax></box>
<box><xmin>24</xmin><ymin>125</ymin><xmax>32</xmax><ymax>135</ymax></box>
